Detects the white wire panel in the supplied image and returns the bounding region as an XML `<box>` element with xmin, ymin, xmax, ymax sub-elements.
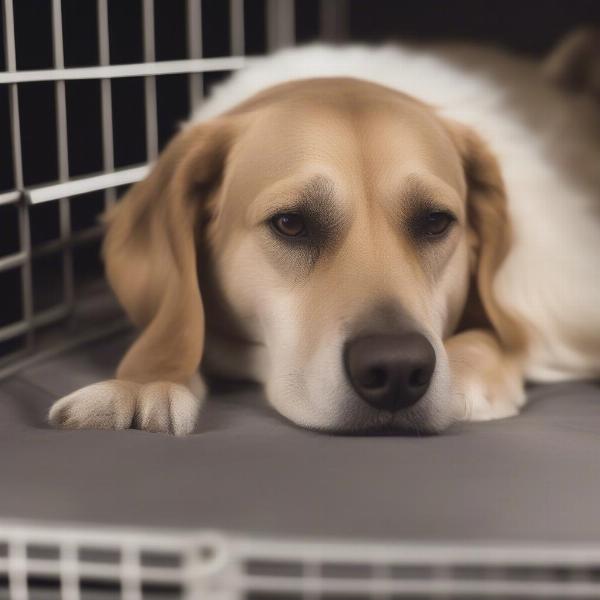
<box><xmin>0</xmin><ymin>57</ymin><xmax>246</xmax><ymax>85</ymax></box>
<box><xmin>267</xmin><ymin>0</ymin><xmax>296</xmax><ymax>51</ymax></box>
<box><xmin>97</xmin><ymin>0</ymin><xmax>116</xmax><ymax>211</ymax></box>
<box><xmin>0</xmin><ymin>0</ymin><xmax>298</xmax><ymax>378</ymax></box>
<box><xmin>26</xmin><ymin>165</ymin><xmax>150</xmax><ymax>205</ymax></box>
<box><xmin>1</xmin><ymin>0</ymin><xmax>35</xmax><ymax>358</ymax></box>
<box><xmin>51</xmin><ymin>0</ymin><xmax>75</xmax><ymax>316</ymax></box>
<box><xmin>320</xmin><ymin>0</ymin><xmax>350</xmax><ymax>42</ymax></box>
<box><xmin>0</xmin><ymin>0</ymin><xmax>286</xmax><ymax>374</ymax></box>
<box><xmin>0</xmin><ymin>190</ymin><xmax>20</xmax><ymax>205</ymax></box>
<box><xmin>3</xmin><ymin>520</ymin><xmax>600</xmax><ymax>599</ymax></box>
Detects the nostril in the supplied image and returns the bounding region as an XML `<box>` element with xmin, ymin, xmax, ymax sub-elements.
<box><xmin>360</xmin><ymin>366</ymin><xmax>387</xmax><ymax>390</ymax></box>
<box><xmin>409</xmin><ymin>367</ymin><xmax>430</xmax><ymax>388</ymax></box>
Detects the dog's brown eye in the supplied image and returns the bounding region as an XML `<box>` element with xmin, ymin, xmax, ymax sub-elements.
<box><xmin>271</xmin><ymin>213</ymin><xmax>307</xmax><ymax>237</ymax></box>
<box><xmin>424</xmin><ymin>211</ymin><xmax>454</xmax><ymax>236</ymax></box>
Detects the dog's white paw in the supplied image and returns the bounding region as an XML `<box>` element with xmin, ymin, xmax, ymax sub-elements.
<box><xmin>49</xmin><ymin>379</ymin><xmax>202</xmax><ymax>435</ymax></box>
<box><xmin>49</xmin><ymin>380</ymin><xmax>139</xmax><ymax>430</ymax></box>
<box><xmin>133</xmin><ymin>382</ymin><xmax>200</xmax><ymax>435</ymax></box>
<box><xmin>463</xmin><ymin>379</ymin><xmax>525</xmax><ymax>422</ymax></box>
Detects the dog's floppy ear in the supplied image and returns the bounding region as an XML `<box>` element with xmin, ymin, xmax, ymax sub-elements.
<box><xmin>449</xmin><ymin>123</ymin><xmax>526</xmax><ymax>353</ymax></box>
<box><xmin>103</xmin><ymin>119</ymin><xmax>237</xmax><ymax>383</ymax></box>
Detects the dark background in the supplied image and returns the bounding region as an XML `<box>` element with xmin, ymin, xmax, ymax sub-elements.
<box><xmin>1</xmin><ymin>0</ymin><xmax>600</xmax><ymax>361</ymax></box>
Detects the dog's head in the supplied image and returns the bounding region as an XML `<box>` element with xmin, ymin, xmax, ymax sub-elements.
<box><xmin>105</xmin><ymin>77</ymin><xmax>521</xmax><ymax>433</ymax></box>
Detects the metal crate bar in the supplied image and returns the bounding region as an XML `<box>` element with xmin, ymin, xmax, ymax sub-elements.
<box><xmin>121</xmin><ymin>547</ymin><xmax>142</xmax><ymax>600</ymax></box>
<box><xmin>0</xmin><ymin>305</ymin><xmax>70</xmax><ymax>344</ymax></box>
<box><xmin>320</xmin><ymin>0</ymin><xmax>350</xmax><ymax>42</ymax></box>
<box><xmin>230</xmin><ymin>0</ymin><xmax>245</xmax><ymax>56</ymax></box>
<box><xmin>2</xmin><ymin>0</ymin><xmax>35</xmax><ymax>355</ymax></box>
<box><xmin>0</xmin><ymin>56</ymin><xmax>246</xmax><ymax>84</ymax></box>
<box><xmin>31</xmin><ymin>225</ymin><xmax>104</xmax><ymax>258</ymax></box>
<box><xmin>0</xmin><ymin>558</ymin><xmax>184</xmax><ymax>584</ymax></box>
<box><xmin>51</xmin><ymin>0</ymin><xmax>75</xmax><ymax>315</ymax></box>
<box><xmin>0</xmin><ymin>224</ymin><xmax>106</xmax><ymax>275</ymax></box>
<box><xmin>58</xmin><ymin>544</ymin><xmax>79</xmax><ymax>600</ymax></box>
<box><xmin>0</xmin><ymin>225</ymin><xmax>107</xmax><ymax>287</ymax></box>
<box><xmin>0</xmin><ymin>252</ymin><xmax>27</xmax><ymax>271</ymax></box>
<box><xmin>236</xmin><ymin>575</ymin><xmax>600</xmax><ymax>597</ymax></box>
<box><xmin>0</xmin><ymin>318</ymin><xmax>129</xmax><ymax>381</ymax></box>
<box><xmin>7</xmin><ymin>538</ymin><xmax>27</xmax><ymax>600</ymax></box>
<box><xmin>25</xmin><ymin>165</ymin><xmax>150</xmax><ymax>205</ymax></box>
<box><xmin>142</xmin><ymin>0</ymin><xmax>159</xmax><ymax>162</ymax></box>
<box><xmin>97</xmin><ymin>0</ymin><xmax>117</xmax><ymax>210</ymax></box>
<box><xmin>267</xmin><ymin>0</ymin><xmax>295</xmax><ymax>51</ymax></box>
<box><xmin>186</xmin><ymin>0</ymin><xmax>204</xmax><ymax>110</ymax></box>
<box><xmin>0</xmin><ymin>190</ymin><xmax>21</xmax><ymax>205</ymax></box>
<box><xmin>4</xmin><ymin>522</ymin><xmax>600</xmax><ymax>598</ymax></box>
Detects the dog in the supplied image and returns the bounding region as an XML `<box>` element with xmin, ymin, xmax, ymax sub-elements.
<box><xmin>49</xmin><ymin>31</ymin><xmax>600</xmax><ymax>435</ymax></box>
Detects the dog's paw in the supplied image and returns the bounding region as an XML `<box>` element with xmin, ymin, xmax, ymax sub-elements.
<box><xmin>446</xmin><ymin>331</ymin><xmax>526</xmax><ymax>424</ymax></box>
<box><xmin>49</xmin><ymin>380</ymin><xmax>139</xmax><ymax>430</ymax></box>
<box><xmin>133</xmin><ymin>382</ymin><xmax>200</xmax><ymax>435</ymax></box>
<box><xmin>463</xmin><ymin>378</ymin><xmax>525</xmax><ymax>422</ymax></box>
<box><xmin>49</xmin><ymin>379</ymin><xmax>203</xmax><ymax>435</ymax></box>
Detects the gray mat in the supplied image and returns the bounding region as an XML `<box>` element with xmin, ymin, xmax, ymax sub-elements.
<box><xmin>1</xmin><ymin>331</ymin><xmax>600</xmax><ymax>543</ymax></box>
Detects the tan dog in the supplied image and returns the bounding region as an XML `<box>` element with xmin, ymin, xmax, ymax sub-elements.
<box><xmin>50</xmin><ymin>36</ymin><xmax>600</xmax><ymax>435</ymax></box>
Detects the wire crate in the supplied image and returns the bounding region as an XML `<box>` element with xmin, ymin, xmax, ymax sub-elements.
<box><xmin>3</xmin><ymin>520</ymin><xmax>600</xmax><ymax>599</ymax></box>
<box><xmin>0</xmin><ymin>0</ymin><xmax>348</xmax><ymax>380</ymax></box>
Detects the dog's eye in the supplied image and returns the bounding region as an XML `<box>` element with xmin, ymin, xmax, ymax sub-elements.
<box><xmin>423</xmin><ymin>211</ymin><xmax>454</xmax><ymax>236</ymax></box>
<box><xmin>271</xmin><ymin>213</ymin><xmax>307</xmax><ymax>238</ymax></box>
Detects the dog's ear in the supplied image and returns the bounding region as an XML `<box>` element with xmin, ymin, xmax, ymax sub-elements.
<box><xmin>543</xmin><ymin>27</ymin><xmax>600</xmax><ymax>101</ymax></box>
<box><xmin>103</xmin><ymin>119</ymin><xmax>237</xmax><ymax>383</ymax></box>
<box><xmin>448</xmin><ymin>123</ymin><xmax>526</xmax><ymax>353</ymax></box>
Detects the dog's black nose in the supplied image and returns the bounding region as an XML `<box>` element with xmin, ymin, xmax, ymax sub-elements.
<box><xmin>344</xmin><ymin>333</ymin><xmax>436</xmax><ymax>412</ymax></box>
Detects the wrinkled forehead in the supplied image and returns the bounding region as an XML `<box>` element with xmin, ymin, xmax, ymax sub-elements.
<box><xmin>221</xmin><ymin>80</ymin><xmax>466</xmax><ymax>220</ymax></box>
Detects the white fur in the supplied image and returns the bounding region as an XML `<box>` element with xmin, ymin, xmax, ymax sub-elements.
<box><xmin>49</xmin><ymin>380</ymin><xmax>202</xmax><ymax>435</ymax></box>
<box><xmin>192</xmin><ymin>43</ymin><xmax>600</xmax><ymax>384</ymax></box>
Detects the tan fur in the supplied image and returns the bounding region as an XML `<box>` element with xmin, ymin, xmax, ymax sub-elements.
<box><xmin>50</xmin><ymin>77</ymin><xmax>528</xmax><ymax>434</ymax></box>
<box><xmin>104</xmin><ymin>118</ymin><xmax>240</xmax><ymax>383</ymax></box>
<box><xmin>445</xmin><ymin>120</ymin><xmax>528</xmax><ymax>351</ymax></box>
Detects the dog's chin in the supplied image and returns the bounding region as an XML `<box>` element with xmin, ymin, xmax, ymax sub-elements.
<box><xmin>277</xmin><ymin>394</ymin><xmax>459</xmax><ymax>436</ymax></box>
<box><xmin>326</xmin><ymin>408</ymin><xmax>457</xmax><ymax>436</ymax></box>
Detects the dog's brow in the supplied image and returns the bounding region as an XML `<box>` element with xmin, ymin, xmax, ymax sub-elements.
<box><xmin>296</xmin><ymin>175</ymin><xmax>336</xmax><ymax>207</ymax></box>
<box><xmin>294</xmin><ymin>176</ymin><xmax>346</xmax><ymax>237</ymax></box>
<box><xmin>401</xmin><ymin>177</ymin><xmax>437</xmax><ymax>210</ymax></box>
<box><xmin>396</xmin><ymin>174</ymin><xmax>461</xmax><ymax>218</ymax></box>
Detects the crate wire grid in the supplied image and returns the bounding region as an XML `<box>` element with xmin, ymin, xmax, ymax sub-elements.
<box><xmin>4</xmin><ymin>520</ymin><xmax>600</xmax><ymax>600</ymax></box>
<box><xmin>0</xmin><ymin>0</ymin><xmax>339</xmax><ymax>379</ymax></box>
<box><xmin>0</xmin><ymin>0</ymin><xmax>251</xmax><ymax>376</ymax></box>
